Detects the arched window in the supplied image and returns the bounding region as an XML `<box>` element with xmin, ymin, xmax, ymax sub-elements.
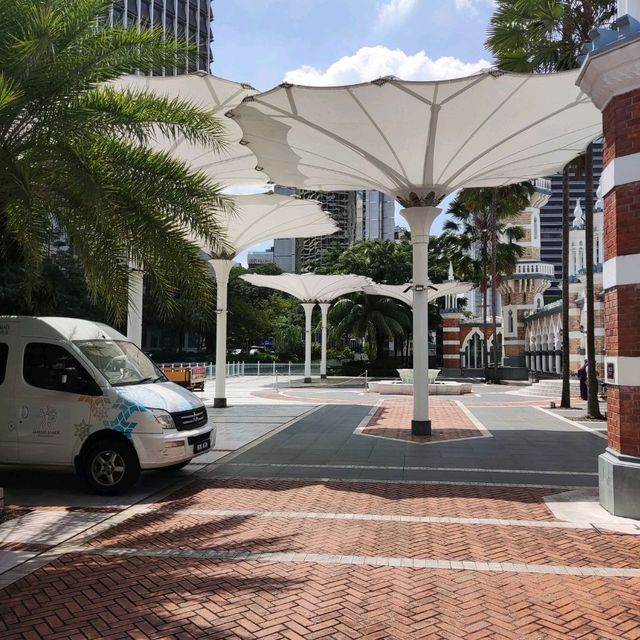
<box><xmin>508</xmin><ymin>310</ymin><xmax>514</xmax><ymax>334</ymax></box>
<box><xmin>532</xmin><ymin>216</ymin><xmax>538</xmax><ymax>241</ymax></box>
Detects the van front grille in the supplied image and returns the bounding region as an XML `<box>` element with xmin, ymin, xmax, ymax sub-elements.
<box><xmin>171</xmin><ymin>406</ymin><xmax>208</xmax><ymax>431</ymax></box>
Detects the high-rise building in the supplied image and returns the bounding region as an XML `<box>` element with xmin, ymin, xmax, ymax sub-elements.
<box><xmin>538</xmin><ymin>140</ymin><xmax>603</xmax><ymax>296</ymax></box>
<box><xmin>272</xmin><ymin>187</ymin><xmax>397</xmax><ymax>272</ymax></box>
<box><xmin>363</xmin><ymin>191</ymin><xmax>396</xmax><ymax>241</ymax></box>
<box><xmin>109</xmin><ymin>1</ymin><xmax>212</xmax><ymax>75</ymax></box>
<box><xmin>272</xmin><ymin>186</ymin><xmax>360</xmax><ymax>272</ymax></box>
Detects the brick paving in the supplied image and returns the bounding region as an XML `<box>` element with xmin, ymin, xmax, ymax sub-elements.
<box><xmin>362</xmin><ymin>398</ymin><xmax>483</xmax><ymax>443</ymax></box>
<box><xmin>1</xmin><ymin>393</ymin><xmax>636</xmax><ymax>638</ymax></box>
<box><xmin>157</xmin><ymin>479</ymin><xmax>564</xmax><ymax>521</ymax></box>
<box><xmin>87</xmin><ymin>510</ymin><xmax>640</xmax><ymax>569</ymax></box>
<box><xmin>2</xmin><ymin>553</ymin><xmax>640</xmax><ymax>639</ymax></box>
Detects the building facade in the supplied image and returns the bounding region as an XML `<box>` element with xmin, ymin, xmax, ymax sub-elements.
<box><xmin>110</xmin><ymin>0</ymin><xmax>212</xmax><ymax>74</ymax></box>
<box><xmin>538</xmin><ymin>140</ymin><xmax>603</xmax><ymax>295</ymax></box>
<box><xmin>272</xmin><ymin>186</ymin><xmax>396</xmax><ymax>272</ymax></box>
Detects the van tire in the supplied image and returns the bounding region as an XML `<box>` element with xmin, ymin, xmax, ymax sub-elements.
<box><xmin>82</xmin><ymin>437</ymin><xmax>140</xmax><ymax>495</ymax></box>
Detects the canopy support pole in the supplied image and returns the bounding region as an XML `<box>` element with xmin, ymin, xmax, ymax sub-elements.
<box><xmin>127</xmin><ymin>265</ymin><xmax>144</xmax><ymax>349</ymax></box>
<box><xmin>400</xmin><ymin>207</ymin><xmax>441</xmax><ymax>435</ymax></box>
<box><xmin>302</xmin><ymin>302</ymin><xmax>316</xmax><ymax>383</ymax></box>
<box><xmin>319</xmin><ymin>303</ymin><xmax>331</xmax><ymax>379</ymax></box>
<box><xmin>211</xmin><ymin>259</ymin><xmax>235</xmax><ymax>408</ymax></box>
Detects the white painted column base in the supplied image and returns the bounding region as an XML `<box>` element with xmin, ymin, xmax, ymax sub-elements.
<box><xmin>400</xmin><ymin>206</ymin><xmax>441</xmax><ymax>435</ymax></box>
<box><xmin>211</xmin><ymin>260</ymin><xmax>235</xmax><ymax>409</ymax></box>
<box><xmin>302</xmin><ymin>303</ymin><xmax>316</xmax><ymax>383</ymax></box>
<box><xmin>319</xmin><ymin>303</ymin><xmax>330</xmax><ymax>380</ymax></box>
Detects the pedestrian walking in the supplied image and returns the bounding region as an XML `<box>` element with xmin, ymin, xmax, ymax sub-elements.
<box><xmin>578</xmin><ymin>359</ymin><xmax>588</xmax><ymax>401</ymax></box>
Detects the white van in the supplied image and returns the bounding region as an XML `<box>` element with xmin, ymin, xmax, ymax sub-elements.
<box><xmin>0</xmin><ymin>317</ymin><xmax>215</xmax><ymax>494</ymax></box>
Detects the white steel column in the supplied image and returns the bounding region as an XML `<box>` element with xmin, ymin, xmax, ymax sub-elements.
<box><xmin>302</xmin><ymin>303</ymin><xmax>316</xmax><ymax>383</ymax></box>
<box><xmin>400</xmin><ymin>206</ymin><xmax>441</xmax><ymax>436</ymax></box>
<box><xmin>127</xmin><ymin>266</ymin><xmax>144</xmax><ymax>348</ymax></box>
<box><xmin>319</xmin><ymin>303</ymin><xmax>331</xmax><ymax>380</ymax></box>
<box><xmin>211</xmin><ymin>259</ymin><xmax>234</xmax><ymax>408</ymax></box>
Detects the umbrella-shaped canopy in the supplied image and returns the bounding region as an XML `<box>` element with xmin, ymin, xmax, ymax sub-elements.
<box><xmin>240</xmin><ymin>273</ymin><xmax>373</xmax><ymax>384</ymax></box>
<box><xmin>228</xmin><ymin>69</ymin><xmax>601</xmax><ymax>203</ymax></box>
<box><xmin>363</xmin><ymin>281</ymin><xmax>474</xmax><ymax>307</ymax></box>
<box><xmin>115</xmin><ymin>73</ymin><xmax>267</xmax><ymax>188</ymax></box>
<box><xmin>197</xmin><ymin>192</ymin><xmax>338</xmax><ymax>259</ymax></box>
<box><xmin>201</xmin><ymin>194</ymin><xmax>337</xmax><ymax>407</ymax></box>
<box><xmin>240</xmin><ymin>273</ymin><xmax>372</xmax><ymax>302</ymax></box>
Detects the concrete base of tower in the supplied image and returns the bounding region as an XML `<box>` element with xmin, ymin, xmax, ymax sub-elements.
<box><xmin>599</xmin><ymin>449</ymin><xmax>640</xmax><ymax>519</ymax></box>
<box><xmin>411</xmin><ymin>420</ymin><xmax>432</xmax><ymax>436</ymax></box>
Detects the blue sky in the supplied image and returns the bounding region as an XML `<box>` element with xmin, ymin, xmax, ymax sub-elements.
<box><xmin>212</xmin><ymin>0</ymin><xmax>497</xmax><ymax>259</ymax></box>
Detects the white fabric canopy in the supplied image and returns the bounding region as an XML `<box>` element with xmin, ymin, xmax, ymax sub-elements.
<box><xmin>115</xmin><ymin>73</ymin><xmax>267</xmax><ymax>188</ymax></box>
<box><xmin>240</xmin><ymin>273</ymin><xmax>372</xmax><ymax>302</ymax></box>
<box><xmin>196</xmin><ymin>193</ymin><xmax>338</xmax><ymax>258</ymax></box>
<box><xmin>228</xmin><ymin>69</ymin><xmax>601</xmax><ymax>202</ymax></box>
<box><xmin>363</xmin><ymin>281</ymin><xmax>474</xmax><ymax>307</ymax></box>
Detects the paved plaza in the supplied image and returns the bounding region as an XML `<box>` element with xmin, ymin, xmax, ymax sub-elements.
<box><xmin>1</xmin><ymin>377</ymin><xmax>639</xmax><ymax>639</ymax></box>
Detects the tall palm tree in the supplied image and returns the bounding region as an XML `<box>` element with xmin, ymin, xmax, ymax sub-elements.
<box><xmin>442</xmin><ymin>185</ymin><xmax>531</xmax><ymax>381</ymax></box>
<box><xmin>329</xmin><ymin>294</ymin><xmax>411</xmax><ymax>361</ymax></box>
<box><xmin>0</xmin><ymin>0</ymin><xmax>233</xmax><ymax>321</ymax></box>
<box><xmin>486</xmin><ymin>0</ymin><xmax>612</xmax><ymax>415</ymax></box>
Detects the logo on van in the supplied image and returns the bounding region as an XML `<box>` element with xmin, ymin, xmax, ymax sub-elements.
<box><xmin>104</xmin><ymin>398</ymin><xmax>147</xmax><ymax>440</ymax></box>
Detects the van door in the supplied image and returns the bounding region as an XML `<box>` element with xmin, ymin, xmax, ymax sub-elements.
<box><xmin>0</xmin><ymin>342</ymin><xmax>18</xmax><ymax>463</ymax></box>
<box><xmin>16</xmin><ymin>341</ymin><xmax>100</xmax><ymax>466</ymax></box>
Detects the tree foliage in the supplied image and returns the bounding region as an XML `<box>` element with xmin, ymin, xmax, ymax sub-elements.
<box><xmin>441</xmin><ymin>185</ymin><xmax>532</xmax><ymax>291</ymax></box>
<box><xmin>486</xmin><ymin>0</ymin><xmax>616</xmax><ymax>72</ymax></box>
<box><xmin>0</xmin><ymin>0</ymin><xmax>233</xmax><ymax>321</ymax></box>
<box><xmin>329</xmin><ymin>293</ymin><xmax>412</xmax><ymax>361</ymax></box>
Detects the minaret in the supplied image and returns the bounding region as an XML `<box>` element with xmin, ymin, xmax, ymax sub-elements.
<box><xmin>498</xmin><ymin>179</ymin><xmax>556</xmax><ymax>371</ymax></box>
<box><xmin>440</xmin><ymin>262</ymin><xmax>464</xmax><ymax>376</ymax></box>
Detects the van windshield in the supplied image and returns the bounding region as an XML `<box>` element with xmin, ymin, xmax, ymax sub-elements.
<box><xmin>75</xmin><ymin>340</ymin><xmax>166</xmax><ymax>387</ymax></box>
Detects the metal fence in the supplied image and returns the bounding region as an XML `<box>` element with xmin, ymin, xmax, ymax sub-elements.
<box><xmin>157</xmin><ymin>361</ymin><xmax>321</xmax><ymax>379</ymax></box>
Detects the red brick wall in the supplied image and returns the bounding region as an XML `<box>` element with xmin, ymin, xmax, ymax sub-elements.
<box><xmin>603</xmin><ymin>89</ymin><xmax>640</xmax><ymax>457</ymax></box>
<box><xmin>603</xmin><ymin>88</ymin><xmax>640</xmax><ymax>166</ymax></box>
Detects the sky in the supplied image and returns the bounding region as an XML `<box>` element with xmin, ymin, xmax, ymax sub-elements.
<box><xmin>211</xmin><ymin>0</ymin><xmax>498</xmax><ymax>262</ymax></box>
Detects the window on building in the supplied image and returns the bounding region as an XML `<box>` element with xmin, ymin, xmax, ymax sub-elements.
<box><xmin>508</xmin><ymin>311</ymin><xmax>514</xmax><ymax>334</ymax></box>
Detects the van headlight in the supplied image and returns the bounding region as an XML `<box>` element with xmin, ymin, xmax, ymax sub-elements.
<box><xmin>149</xmin><ymin>408</ymin><xmax>176</xmax><ymax>431</ymax></box>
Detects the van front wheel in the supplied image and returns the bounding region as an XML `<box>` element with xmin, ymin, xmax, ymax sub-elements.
<box><xmin>83</xmin><ymin>438</ymin><xmax>140</xmax><ymax>495</ymax></box>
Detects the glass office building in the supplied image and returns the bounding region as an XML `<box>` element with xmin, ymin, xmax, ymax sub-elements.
<box><xmin>110</xmin><ymin>0</ymin><xmax>212</xmax><ymax>75</ymax></box>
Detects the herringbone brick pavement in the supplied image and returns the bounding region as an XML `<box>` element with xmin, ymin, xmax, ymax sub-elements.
<box><xmin>88</xmin><ymin>511</ymin><xmax>640</xmax><ymax>569</ymax></box>
<box><xmin>158</xmin><ymin>479</ymin><xmax>564</xmax><ymax>521</ymax></box>
<box><xmin>2</xmin><ymin>554</ymin><xmax>640</xmax><ymax>639</ymax></box>
<box><xmin>362</xmin><ymin>399</ymin><xmax>481</xmax><ymax>443</ymax></box>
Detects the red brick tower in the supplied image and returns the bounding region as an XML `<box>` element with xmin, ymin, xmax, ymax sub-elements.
<box><xmin>578</xmin><ymin>1</ymin><xmax>640</xmax><ymax>517</ymax></box>
<box><xmin>441</xmin><ymin>263</ymin><xmax>463</xmax><ymax>375</ymax></box>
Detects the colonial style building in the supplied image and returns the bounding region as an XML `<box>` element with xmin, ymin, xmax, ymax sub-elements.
<box><xmin>441</xmin><ymin>179</ymin><xmax>606</xmax><ymax>380</ymax></box>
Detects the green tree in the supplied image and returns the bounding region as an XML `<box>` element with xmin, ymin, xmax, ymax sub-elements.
<box><xmin>442</xmin><ymin>185</ymin><xmax>531</xmax><ymax>380</ymax></box>
<box><xmin>486</xmin><ymin>0</ymin><xmax>610</xmax><ymax>415</ymax></box>
<box><xmin>329</xmin><ymin>293</ymin><xmax>411</xmax><ymax>361</ymax></box>
<box><xmin>317</xmin><ymin>237</ymin><xmax>451</xmax><ymax>285</ymax></box>
<box><xmin>0</xmin><ymin>0</ymin><xmax>232</xmax><ymax>321</ymax></box>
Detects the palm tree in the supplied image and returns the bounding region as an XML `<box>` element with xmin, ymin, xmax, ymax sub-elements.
<box><xmin>0</xmin><ymin>0</ymin><xmax>233</xmax><ymax>321</ymax></box>
<box><xmin>486</xmin><ymin>0</ymin><xmax>610</xmax><ymax>416</ymax></box>
<box><xmin>329</xmin><ymin>294</ymin><xmax>411</xmax><ymax>361</ymax></box>
<box><xmin>442</xmin><ymin>185</ymin><xmax>531</xmax><ymax>381</ymax></box>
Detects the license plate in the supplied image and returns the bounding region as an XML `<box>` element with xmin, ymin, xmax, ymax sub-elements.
<box><xmin>194</xmin><ymin>439</ymin><xmax>210</xmax><ymax>454</ymax></box>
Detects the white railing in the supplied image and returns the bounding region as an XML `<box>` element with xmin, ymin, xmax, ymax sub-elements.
<box><xmin>156</xmin><ymin>361</ymin><xmax>320</xmax><ymax>379</ymax></box>
<box><xmin>515</xmin><ymin>262</ymin><xmax>555</xmax><ymax>276</ymax></box>
<box><xmin>534</xmin><ymin>178</ymin><xmax>552</xmax><ymax>193</ymax></box>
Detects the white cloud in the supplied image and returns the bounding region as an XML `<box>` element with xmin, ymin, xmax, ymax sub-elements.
<box><xmin>283</xmin><ymin>46</ymin><xmax>491</xmax><ymax>86</ymax></box>
<box><xmin>377</xmin><ymin>0</ymin><xmax>418</xmax><ymax>26</ymax></box>
<box><xmin>452</xmin><ymin>0</ymin><xmax>495</xmax><ymax>12</ymax></box>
